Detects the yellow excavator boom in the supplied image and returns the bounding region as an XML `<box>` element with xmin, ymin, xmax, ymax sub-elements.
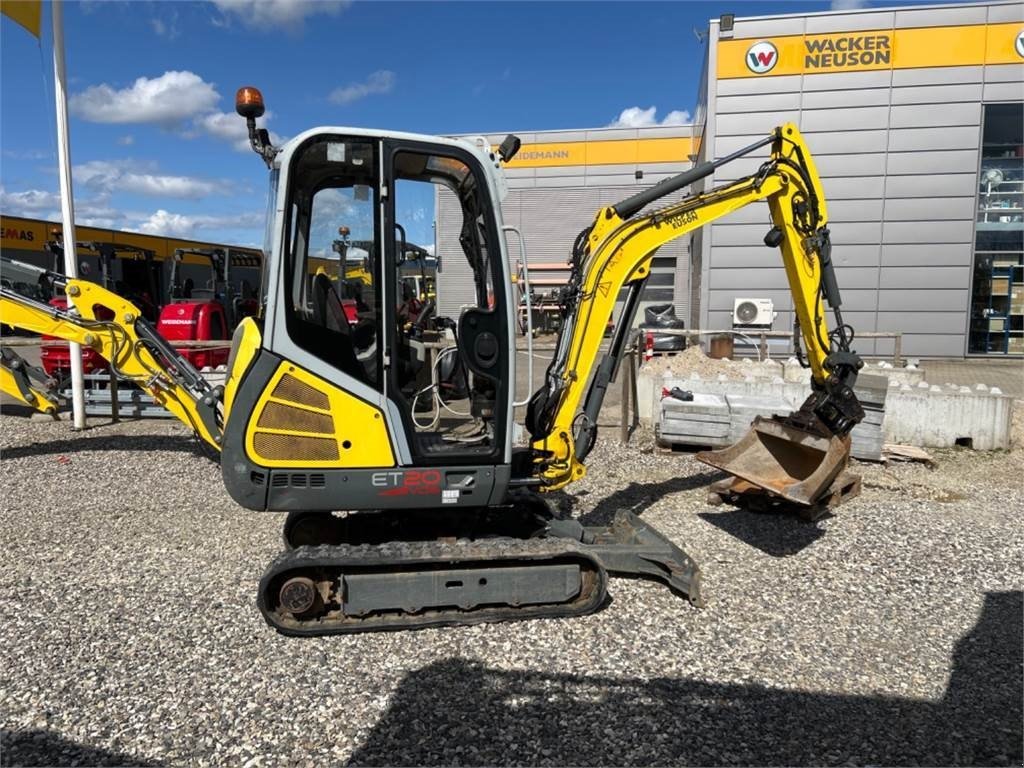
<box><xmin>526</xmin><ymin>124</ymin><xmax>864</xmax><ymax>503</ymax></box>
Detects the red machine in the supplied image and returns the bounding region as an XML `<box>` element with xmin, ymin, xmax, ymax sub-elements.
<box><xmin>159</xmin><ymin>247</ymin><xmax>261</xmax><ymax>369</ymax></box>
<box><xmin>40</xmin><ymin>297</ymin><xmax>115</xmax><ymax>378</ymax></box>
<box><xmin>156</xmin><ymin>300</ymin><xmax>230</xmax><ymax>369</ymax></box>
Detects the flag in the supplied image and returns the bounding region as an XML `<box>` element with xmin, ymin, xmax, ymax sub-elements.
<box><xmin>0</xmin><ymin>0</ymin><xmax>42</xmax><ymax>37</ymax></box>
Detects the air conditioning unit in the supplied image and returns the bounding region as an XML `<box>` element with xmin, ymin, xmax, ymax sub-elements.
<box><xmin>732</xmin><ymin>297</ymin><xmax>774</xmax><ymax>327</ymax></box>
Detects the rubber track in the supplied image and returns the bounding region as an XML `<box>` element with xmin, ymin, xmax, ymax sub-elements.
<box><xmin>257</xmin><ymin>537</ymin><xmax>609</xmax><ymax>636</ymax></box>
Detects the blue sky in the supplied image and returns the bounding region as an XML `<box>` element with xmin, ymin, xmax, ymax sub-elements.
<box><xmin>1</xmin><ymin>0</ymin><xmax>942</xmax><ymax>248</ymax></box>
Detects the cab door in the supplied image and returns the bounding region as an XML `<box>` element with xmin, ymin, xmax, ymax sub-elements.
<box><xmin>382</xmin><ymin>140</ymin><xmax>512</xmax><ymax>466</ymax></box>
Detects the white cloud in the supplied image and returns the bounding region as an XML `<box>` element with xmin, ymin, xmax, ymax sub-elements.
<box><xmin>831</xmin><ymin>0</ymin><xmax>870</xmax><ymax>8</ymax></box>
<box><xmin>211</xmin><ymin>0</ymin><xmax>348</xmax><ymax>31</ymax></box>
<box><xmin>74</xmin><ymin>160</ymin><xmax>232</xmax><ymax>199</ymax></box>
<box><xmin>193</xmin><ymin>110</ymin><xmax>284</xmax><ymax>152</ymax></box>
<box><xmin>2</xmin><ymin>148</ymin><xmax>51</xmax><ymax>160</ymax></box>
<box><xmin>137</xmin><ymin>209</ymin><xmax>263</xmax><ymax>238</ymax></box>
<box><xmin>149</xmin><ymin>13</ymin><xmax>180</xmax><ymax>40</ymax></box>
<box><xmin>0</xmin><ymin>186</ymin><xmax>62</xmax><ymax>214</ymax></box>
<box><xmin>69</xmin><ymin>71</ymin><xmax>220</xmax><ymax>126</ymax></box>
<box><xmin>0</xmin><ymin>185</ymin><xmax>124</xmax><ymax>227</ymax></box>
<box><xmin>329</xmin><ymin>70</ymin><xmax>396</xmax><ymax>105</ymax></box>
<box><xmin>608</xmin><ymin>106</ymin><xmax>692</xmax><ymax>128</ymax></box>
<box><xmin>117</xmin><ymin>134</ymin><xmax>135</xmax><ymax>146</ymax></box>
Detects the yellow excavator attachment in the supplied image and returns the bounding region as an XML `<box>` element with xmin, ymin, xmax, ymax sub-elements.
<box><xmin>696</xmin><ymin>417</ymin><xmax>853</xmax><ymax>508</ymax></box>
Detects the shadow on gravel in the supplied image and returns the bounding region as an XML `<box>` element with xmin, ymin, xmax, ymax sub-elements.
<box><xmin>347</xmin><ymin>591</ymin><xmax>1023</xmax><ymax>767</ymax></box>
<box><xmin>697</xmin><ymin>509</ymin><xmax>826</xmax><ymax>557</ymax></box>
<box><xmin>0</xmin><ymin>434</ymin><xmax>209</xmax><ymax>461</ymax></box>
<box><xmin>569</xmin><ymin>472</ymin><xmax>724</xmax><ymax>526</ymax></box>
<box><xmin>0</xmin><ymin>729</ymin><xmax>160</xmax><ymax>767</ymax></box>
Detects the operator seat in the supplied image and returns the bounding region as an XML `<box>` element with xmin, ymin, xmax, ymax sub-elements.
<box><xmin>312</xmin><ymin>273</ymin><xmax>351</xmax><ymax>335</ymax></box>
<box><xmin>309</xmin><ymin>272</ymin><xmax>367</xmax><ymax>381</ymax></box>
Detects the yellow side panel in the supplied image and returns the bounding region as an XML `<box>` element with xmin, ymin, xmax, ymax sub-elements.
<box><xmin>223</xmin><ymin>317</ymin><xmax>262</xmax><ymax>419</ymax></box>
<box><xmin>245</xmin><ymin>363</ymin><xmax>395</xmax><ymax>469</ymax></box>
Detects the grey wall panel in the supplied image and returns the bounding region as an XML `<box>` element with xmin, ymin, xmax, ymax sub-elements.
<box><xmin>823</xmin><ymin>219</ymin><xmax>880</xmax><ymax>243</ymax></box>
<box><xmin>584</xmin><ymin>175</ymin><xmax>638</xmax><ymax>187</ymax></box>
<box><xmin>887</xmin><ymin>125</ymin><xmax>981</xmax><ymax>152</ymax></box>
<box><xmin>987</xmin><ymin>3</ymin><xmax>1024</xmax><ymax>23</ymax></box>
<box><xmin>879</xmin><ymin>333</ymin><xmax>965</xmax><ymax>357</ymax></box>
<box><xmin>816</xmin><ymin>153</ymin><xmax>887</xmax><ymax>178</ymax></box>
<box><xmin>984</xmin><ymin>63</ymin><xmax>1024</xmax><ymax>83</ymax></box>
<box><xmin>892</xmin><ymin>65</ymin><xmax>983</xmax><ymax>87</ymax></box>
<box><xmin>882</xmin><ymin>220</ymin><xmax>974</xmax><ymax>244</ymax></box>
<box><xmin>799</xmin><ymin>129</ymin><xmax>889</xmax><ymax>154</ymax></box>
<box><xmin>831</xmin><ymin>244</ymin><xmax>883</xmax><ymax>268</ymax></box>
<box><xmin>801</xmin><ymin>69</ymin><xmax>894</xmax><ymax>91</ymax></box>
<box><xmin>716</xmin><ymin>91</ymin><xmax>803</xmax><ymax>114</ymax></box>
<box><xmin>827</xmin><ymin>266</ymin><xmax>882</xmax><ymax>289</ymax></box>
<box><xmin>883</xmin><ymin>197</ymin><xmax>975</xmax><ymax>221</ymax></box>
<box><xmin>805</xmin><ymin>9</ymin><xmax>895</xmax><ymax>32</ymax></box>
<box><xmin>879</xmin><ymin>264</ymin><xmax>972</xmax><ymax>289</ymax></box>
<box><xmin>881</xmin><ymin>243</ymin><xmax>973</xmax><ymax>266</ymax></box>
<box><xmin>890</xmin><ymin>83</ymin><xmax>983</xmax><ymax>105</ymax></box>
<box><xmin>709</xmin><ymin>267</ymin><xmax>793</xmax><ymax>291</ymax></box>
<box><xmin>877</xmin><ymin>288</ymin><xmax>968</xmax><ymax>312</ymax></box>
<box><xmin>894</xmin><ymin>4</ymin><xmax>987</xmax><ymax>27</ymax></box>
<box><xmin>876</xmin><ymin>311</ymin><xmax>969</xmax><ymax>335</ymax></box>
<box><xmin>731</xmin><ymin>17</ymin><xmax>806</xmax><ymax>37</ymax></box>
<box><xmin>801</xmin><ymin>88</ymin><xmax>891</xmax><ymax>109</ymax></box>
<box><xmin>983</xmin><ymin>82</ymin><xmax>1024</xmax><ymax>101</ymax></box>
<box><xmin>885</xmin><ymin>149</ymin><xmax>980</xmax><ymax>175</ymax></box>
<box><xmin>712</xmin><ymin>223</ymin><xmax>883</xmax><ymax>247</ymax></box>
<box><xmin>716</xmin><ymin>74</ymin><xmax>803</xmax><ymax>97</ymax></box>
<box><xmin>533</xmin><ymin>177</ymin><xmax>590</xmax><ymax>188</ymax></box>
<box><xmin>885</xmin><ymin>173</ymin><xmax>977</xmax><ymax>198</ymax></box>
<box><xmin>801</xmin><ymin>106</ymin><xmax>892</xmax><ymax>132</ymax></box>
<box><xmin>889</xmin><ymin>102</ymin><xmax>982</xmax><ymax>129</ymax></box>
<box><xmin>811</xmin><ymin>176</ymin><xmax>886</xmax><ymax>199</ymax></box>
<box><xmin>716</xmin><ymin>111</ymin><xmax>801</xmax><ymax>137</ymax></box>
<box><xmin>825</xmin><ymin>198</ymin><xmax>886</xmax><ymax>223</ymax></box>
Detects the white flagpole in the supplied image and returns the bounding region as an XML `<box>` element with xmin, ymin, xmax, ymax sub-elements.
<box><xmin>50</xmin><ymin>0</ymin><xmax>86</xmax><ymax>430</ymax></box>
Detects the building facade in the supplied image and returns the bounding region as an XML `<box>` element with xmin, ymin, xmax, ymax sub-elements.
<box><xmin>439</xmin><ymin>0</ymin><xmax>1022</xmax><ymax>358</ymax></box>
<box><xmin>695</xmin><ymin>0</ymin><xmax>1023</xmax><ymax>357</ymax></box>
<box><xmin>435</xmin><ymin>125</ymin><xmax>697</xmax><ymax>323</ymax></box>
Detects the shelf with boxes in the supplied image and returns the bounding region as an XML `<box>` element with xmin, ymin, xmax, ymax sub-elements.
<box><xmin>984</xmin><ymin>261</ymin><xmax>1023</xmax><ymax>355</ymax></box>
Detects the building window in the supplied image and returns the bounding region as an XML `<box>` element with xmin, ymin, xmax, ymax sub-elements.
<box><xmin>969</xmin><ymin>103</ymin><xmax>1024</xmax><ymax>355</ymax></box>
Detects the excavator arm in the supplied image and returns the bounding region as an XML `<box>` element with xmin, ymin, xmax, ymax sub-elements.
<box><xmin>0</xmin><ymin>278</ymin><xmax>224</xmax><ymax>449</ymax></box>
<box><xmin>526</xmin><ymin>123</ymin><xmax>864</xmax><ymax>502</ymax></box>
<box><xmin>0</xmin><ymin>347</ymin><xmax>62</xmax><ymax>414</ymax></box>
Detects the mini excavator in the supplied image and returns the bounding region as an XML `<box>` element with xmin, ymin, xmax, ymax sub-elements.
<box><xmin>0</xmin><ymin>87</ymin><xmax>863</xmax><ymax>635</ymax></box>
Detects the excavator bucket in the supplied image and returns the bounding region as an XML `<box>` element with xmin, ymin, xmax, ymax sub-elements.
<box><xmin>696</xmin><ymin>416</ymin><xmax>855</xmax><ymax>509</ymax></box>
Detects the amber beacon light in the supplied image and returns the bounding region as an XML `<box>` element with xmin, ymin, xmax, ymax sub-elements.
<box><xmin>235</xmin><ymin>86</ymin><xmax>265</xmax><ymax>119</ymax></box>
<box><xmin>236</xmin><ymin>86</ymin><xmax>276</xmax><ymax>167</ymax></box>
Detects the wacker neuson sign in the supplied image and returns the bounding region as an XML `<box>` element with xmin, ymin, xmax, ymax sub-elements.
<box><xmin>719</xmin><ymin>22</ymin><xmax>1023</xmax><ymax>78</ymax></box>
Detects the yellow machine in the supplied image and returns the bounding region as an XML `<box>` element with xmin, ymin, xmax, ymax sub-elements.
<box><xmin>0</xmin><ymin>88</ymin><xmax>864</xmax><ymax>635</ymax></box>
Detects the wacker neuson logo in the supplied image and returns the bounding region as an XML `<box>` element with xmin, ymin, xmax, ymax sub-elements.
<box><xmin>745</xmin><ymin>41</ymin><xmax>778</xmax><ymax>73</ymax></box>
<box><xmin>804</xmin><ymin>34</ymin><xmax>891</xmax><ymax>68</ymax></box>
<box><xmin>1016</xmin><ymin>29</ymin><xmax>1024</xmax><ymax>58</ymax></box>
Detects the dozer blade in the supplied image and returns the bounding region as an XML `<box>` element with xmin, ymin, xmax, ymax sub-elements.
<box><xmin>695</xmin><ymin>416</ymin><xmax>854</xmax><ymax>508</ymax></box>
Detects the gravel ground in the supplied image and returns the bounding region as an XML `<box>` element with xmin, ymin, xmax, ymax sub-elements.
<box><xmin>1</xmin><ymin>410</ymin><xmax>1021</xmax><ymax>767</ymax></box>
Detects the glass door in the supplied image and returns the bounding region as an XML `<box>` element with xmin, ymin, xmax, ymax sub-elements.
<box><xmin>968</xmin><ymin>103</ymin><xmax>1024</xmax><ymax>355</ymax></box>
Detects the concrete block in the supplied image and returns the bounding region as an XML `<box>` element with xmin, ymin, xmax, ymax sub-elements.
<box><xmin>883</xmin><ymin>386</ymin><xmax>1013</xmax><ymax>450</ymax></box>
